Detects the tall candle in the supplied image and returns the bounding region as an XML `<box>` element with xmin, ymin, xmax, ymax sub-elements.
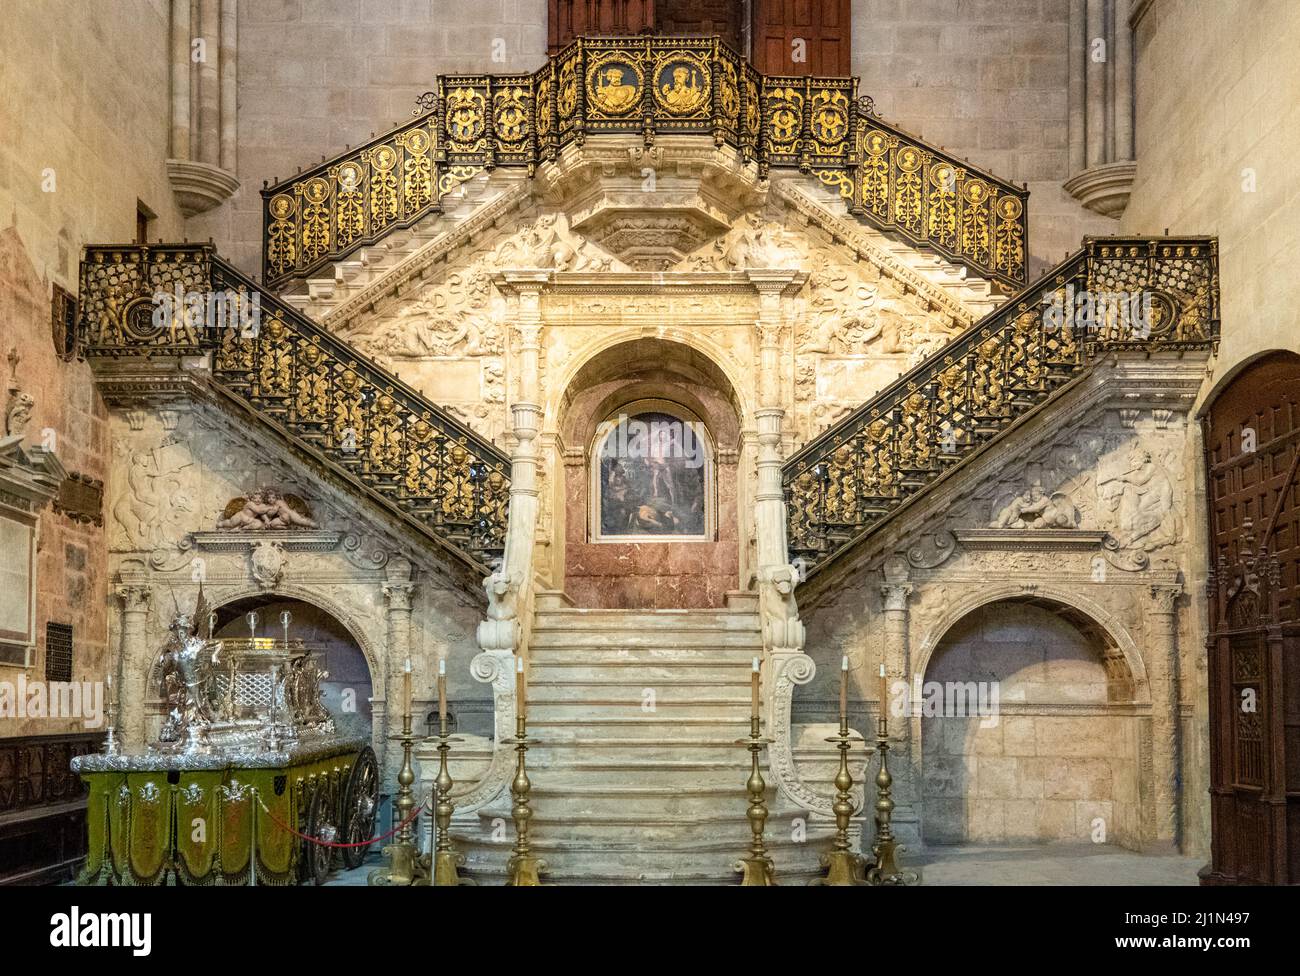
<box><xmin>879</xmin><ymin>663</ymin><xmax>887</xmax><ymax>729</ymax></box>
<box><xmin>751</xmin><ymin>657</ymin><xmax>760</xmax><ymax>718</ymax></box>
<box><xmin>516</xmin><ymin>656</ymin><xmax>526</xmax><ymax>721</ymax></box>
<box><xmin>840</xmin><ymin>656</ymin><xmax>848</xmax><ymax>727</ymax></box>
<box><xmin>403</xmin><ymin>658</ymin><xmax>412</xmax><ymax>718</ymax></box>
<box><xmin>438</xmin><ymin>659</ymin><xmax>447</xmax><ymax>727</ymax></box>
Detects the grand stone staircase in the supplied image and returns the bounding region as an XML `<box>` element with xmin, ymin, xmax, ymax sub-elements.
<box><xmin>454</xmin><ymin>596</ymin><xmax>850</xmax><ymax>885</ymax></box>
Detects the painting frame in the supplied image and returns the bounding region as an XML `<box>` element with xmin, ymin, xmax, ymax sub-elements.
<box><xmin>588</xmin><ymin>399</ymin><xmax>715</xmax><ymax>544</ymax></box>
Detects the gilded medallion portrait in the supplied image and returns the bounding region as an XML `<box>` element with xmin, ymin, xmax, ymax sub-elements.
<box><xmin>587</xmin><ymin>59</ymin><xmax>641</xmax><ymax>115</ymax></box>
<box><xmin>655</xmin><ymin>59</ymin><xmax>708</xmax><ymax>114</ymax></box>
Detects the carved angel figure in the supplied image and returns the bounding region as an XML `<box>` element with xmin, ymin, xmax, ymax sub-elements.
<box><xmin>157</xmin><ymin>612</ymin><xmax>219</xmax><ymax>743</ymax></box>
<box><xmin>216</xmin><ymin>488</ymin><xmax>318</xmax><ymax>530</ymax></box>
<box><xmin>991</xmin><ymin>485</ymin><xmax>1078</xmax><ymax>529</ymax></box>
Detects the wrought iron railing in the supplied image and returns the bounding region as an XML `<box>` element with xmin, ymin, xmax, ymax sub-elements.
<box><xmin>261</xmin><ymin>35</ymin><xmax>1029</xmax><ymax>289</ymax></box>
<box><xmin>783</xmin><ymin>237</ymin><xmax>1220</xmax><ymax>574</ymax></box>
<box><xmin>78</xmin><ymin>244</ymin><xmax>511</xmax><ymax>570</ymax></box>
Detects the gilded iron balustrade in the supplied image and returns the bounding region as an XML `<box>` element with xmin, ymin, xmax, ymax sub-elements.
<box><xmin>784</xmin><ymin>237</ymin><xmax>1220</xmax><ymax>575</ymax></box>
<box><xmin>261</xmin><ymin>35</ymin><xmax>1030</xmax><ymax>290</ymax></box>
<box><xmin>78</xmin><ymin>244</ymin><xmax>511</xmax><ymax>570</ymax></box>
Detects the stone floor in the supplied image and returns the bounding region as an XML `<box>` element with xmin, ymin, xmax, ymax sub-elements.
<box><xmin>327</xmin><ymin>843</ymin><xmax>1204</xmax><ymax>886</ymax></box>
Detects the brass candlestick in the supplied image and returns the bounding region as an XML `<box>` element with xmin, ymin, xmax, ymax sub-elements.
<box><xmin>865</xmin><ymin>706</ymin><xmax>918</xmax><ymax>886</ymax></box>
<box><xmin>368</xmin><ymin>697</ymin><xmax>430</xmax><ymax>886</ymax></box>
<box><xmin>812</xmin><ymin>724</ymin><xmax>868</xmax><ymax>885</ymax></box>
<box><xmin>734</xmin><ymin>713</ymin><xmax>778</xmax><ymax>886</ymax></box>
<box><xmin>431</xmin><ymin>713</ymin><xmax>470</xmax><ymax>885</ymax></box>
<box><xmin>504</xmin><ymin>706</ymin><xmax>547</xmax><ymax>886</ymax></box>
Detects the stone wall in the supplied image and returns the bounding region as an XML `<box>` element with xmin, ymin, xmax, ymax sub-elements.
<box><xmin>187</xmin><ymin>0</ymin><xmax>550</xmax><ymax>274</ymax></box>
<box><xmin>920</xmin><ymin>602</ymin><xmax>1143</xmax><ymax>849</ymax></box>
<box><xmin>1122</xmin><ymin>0</ymin><xmax>1300</xmax><ymax>387</ymax></box>
<box><xmin>850</xmin><ymin>0</ymin><xmax>1116</xmax><ymax>272</ymax></box>
<box><xmin>0</xmin><ymin>1</ymin><xmax>186</xmax><ymax>738</ymax></box>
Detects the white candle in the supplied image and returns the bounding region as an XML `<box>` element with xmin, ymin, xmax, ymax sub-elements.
<box><xmin>438</xmin><ymin>659</ymin><xmax>446</xmax><ymax>676</ymax></box>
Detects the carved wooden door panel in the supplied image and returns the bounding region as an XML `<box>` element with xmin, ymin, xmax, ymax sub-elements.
<box><xmin>751</xmin><ymin>0</ymin><xmax>852</xmax><ymax>76</ymax></box>
<box><xmin>1203</xmin><ymin>350</ymin><xmax>1300</xmax><ymax>885</ymax></box>
<box><xmin>548</xmin><ymin>0</ymin><xmax>655</xmax><ymax>54</ymax></box>
<box><xmin>656</xmin><ymin>0</ymin><xmax>743</xmax><ymax>50</ymax></box>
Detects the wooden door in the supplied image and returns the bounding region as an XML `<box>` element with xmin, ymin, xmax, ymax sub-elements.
<box><xmin>656</xmin><ymin>0</ymin><xmax>743</xmax><ymax>50</ymax></box>
<box><xmin>548</xmin><ymin>1</ymin><xmax>656</xmax><ymax>54</ymax></box>
<box><xmin>1203</xmin><ymin>350</ymin><xmax>1300</xmax><ymax>884</ymax></box>
<box><xmin>751</xmin><ymin>0</ymin><xmax>852</xmax><ymax>76</ymax></box>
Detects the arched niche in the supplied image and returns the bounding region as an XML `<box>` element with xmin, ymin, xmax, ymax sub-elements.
<box><xmin>552</xmin><ymin>337</ymin><xmax>744</xmax><ymax>608</ymax></box>
<box><xmin>918</xmin><ymin>596</ymin><xmax>1145</xmax><ymax>852</ymax></box>
<box><xmin>146</xmin><ymin>589</ymin><xmax>377</xmax><ymax>748</ymax></box>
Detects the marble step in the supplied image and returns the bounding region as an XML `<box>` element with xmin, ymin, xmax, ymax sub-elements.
<box><xmin>533</xmin><ymin>607</ymin><xmax>761</xmax><ymax>631</ymax></box>
<box><xmin>526</xmin><ymin>716</ymin><xmax>751</xmax><ymax>741</ymax></box>
<box><xmin>529</xmin><ymin>661</ymin><xmax>754</xmax><ymax>684</ymax></box>
<box><xmin>530</xmin><ymin>629</ymin><xmax>761</xmax><ymax>649</ymax></box>
<box><xmin>526</xmin><ymin>698</ymin><xmax>753</xmax><ymax>721</ymax></box>
<box><xmin>453</xmin><ymin>841</ymin><xmax>828</xmax><ymax>885</ymax></box>
<box><xmin>527</xmin><ymin>677</ymin><xmax>753</xmax><ymax>700</ymax></box>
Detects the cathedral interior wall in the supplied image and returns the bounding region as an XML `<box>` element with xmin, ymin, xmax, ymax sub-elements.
<box><xmin>1121</xmin><ymin>0</ymin><xmax>1300</xmax><ymax>389</ymax></box>
<box><xmin>0</xmin><ymin>2</ymin><xmax>186</xmax><ymax>733</ymax></box>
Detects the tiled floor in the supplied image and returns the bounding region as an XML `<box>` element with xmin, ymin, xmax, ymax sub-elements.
<box><xmin>327</xmin><ymin>843</ymin><xmax>1204</xmax><ymax>886</ymax></box>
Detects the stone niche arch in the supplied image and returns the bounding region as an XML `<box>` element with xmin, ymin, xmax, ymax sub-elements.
<box><xmin>553</xmin><ymin>336</ymin><xmax>745</xmax><ymax>608</ymax></box>
<box><xmin>916</xmin><ymin>593</ymin><xmax>1148</xmax><ymax>852</ymax></box>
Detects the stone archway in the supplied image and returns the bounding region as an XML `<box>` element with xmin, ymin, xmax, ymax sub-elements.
<box><xmin>552</xmin><ymin>336</ymin><xmax>745</xmax><ymax>608</ymax></box>
<box><xmin>918</xmin><ymin>596</ymin><xmax>1146</xmax><ymax>851</ymax></box>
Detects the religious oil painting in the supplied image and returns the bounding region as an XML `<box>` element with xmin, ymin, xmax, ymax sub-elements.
<box><xmin>593</xmin><ymin>410</ymin><xmax>711</xmax><ymax>541</ymax></box>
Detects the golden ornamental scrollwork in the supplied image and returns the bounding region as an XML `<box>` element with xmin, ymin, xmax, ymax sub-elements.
<box><xmin>261</xmin><ymin>35</ymin><xmax>1032</xmax><ymax>288</ymax></box>
<box><xmin>536</xmin><ymin>75</ymin><xmax>553</xmax><ymax>142</ymax></box>
<box><xmin>783</xmin><ymin>237</ymin><xmax>1219</xmax><ymax>573</ymax></box>
<box><xmin>78</xmin><ymin>245</ymin><xmax>512</xmax><ymax>567</ymax></box>
<box><xmin>493</xmin><ymin>85</ymin><xmax>531</xmax><ymax>146</ymax></box>
<box><xmin>445</xmin><ymin>86</ymin><xmax>487</xmax><ymax>149</ymax></box>
<box><xmin>809</xmin><ymin>89</ymin><xmax>849</xmax><ymax>154</ymax></box>
<box><xmin>767</xmin><ymin>86</ymin><xmax>805</xmax><ymax>155</ymax></box>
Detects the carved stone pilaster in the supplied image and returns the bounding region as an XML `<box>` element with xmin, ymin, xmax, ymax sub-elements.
<box><xmin>880</xmin><ymin>558</ymin><xmax>918</xmax><ymax>834</ymax></box>
<box><xmin>1145</xmin><ymin>582</ymin><xmax>1183</xmax><ymax>849</ymax></box>
<box><xmin>381</xmin><ymin>559</ymin><xmax>416</xmax><ymax>774</ymax></box>
<box><xmin>114</xmin><ymin>582</ymin><xmax>153</xmax><ymax>748</ymax></box>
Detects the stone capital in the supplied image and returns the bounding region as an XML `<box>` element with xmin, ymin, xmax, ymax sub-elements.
<box><xmin>880</xmin><ymin>582</ymin><xmax>913</xmax><ymax>613</ymax></box>
<box><xmin>1147</xmin><ymin>583</ymin><xmax>1182</xmax><ymax>616</ymax></box>
<box><xmin>382</xmin><ymin>581</ymin><xmax>417</xmax><ymax>612</ymax></box>
<box><xmin>115</xmin><ymin>583</ymin><xmax>153</xmax><ymax>613</ymax></box>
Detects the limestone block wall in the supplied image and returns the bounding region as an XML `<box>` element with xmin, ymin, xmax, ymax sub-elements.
<box><xmin>920</xmin><ymin>602</ymin><xmax>1143</xmax><ymax>849</ymax></box>
<box><xmin>850</xmin><ymin>0</ymin><xmax>1116</xmax><ymax>272</ymax></box>
<box><xmin>0</xmin><ymin>1</ymin><xmax>187</xmax><ymax>737</ymax></box>
<box><xmin>187</xmin><ymin>0</ymin><xmax>550</xmax><ymax>272</ymax></box>
<box><xmin>1121</xmin><ymin>0</ymin><xmax>1300</xmax><ymax>387</ymax></box>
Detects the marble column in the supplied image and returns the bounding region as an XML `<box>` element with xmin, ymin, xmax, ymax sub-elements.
<box><xmin>748</xmin><ymin>270</ymin><xmax>802</xmax><ymax>572</ymax></box>
<box><xmin>381</xmin><ymin>559</ymin><xmax>416</xmax><ymax>778</ymax></box>
<box><xmin>114</xmin><ymin>583</ymin><xmax>153</xmax><ymax>748</ymax></box>
<box><xmin>880</xmin><ymin>564</ymin><xmax>919</xmax><ymax>845</ymax></box>
<box><xmin>1146</xmin><ymin>583</ymin><xmax>1183</xmax><ymax>850</ymax></box>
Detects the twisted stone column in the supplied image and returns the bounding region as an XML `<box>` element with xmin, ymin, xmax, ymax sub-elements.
<box><xmin>114</xmin><ymin>583</ymin><xmax>152</xmax><ymax>748</ymax></box>
<box><xmin>1146</xmin><ymin>583</ymin><xmax>1183</xmax><ymax>850</ymax></box>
